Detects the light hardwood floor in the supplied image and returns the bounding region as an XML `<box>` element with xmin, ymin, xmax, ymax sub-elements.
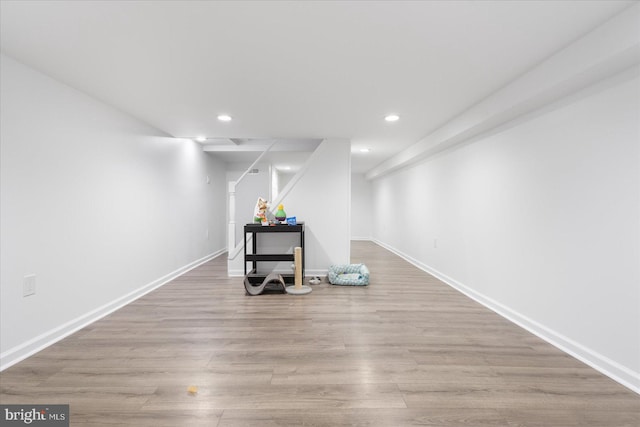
<box><xmin>1</xmin><ymin>241</ymin><xmax>638</xmax><ymax>426</ymax></box>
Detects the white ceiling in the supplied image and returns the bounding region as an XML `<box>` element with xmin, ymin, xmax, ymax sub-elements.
<box><xmin>202</xmin><ymin>138</ymin><xmax>321</xmax><ymax>172</ymax></box>
<box><xmin>0</xmin><ymin>0</ymin><xmax>634</xmax><ymax>173</ymax></box>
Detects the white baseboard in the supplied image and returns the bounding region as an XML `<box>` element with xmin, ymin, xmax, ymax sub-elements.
<box><xmin>0</xmin><ymin>248</ymin><xmax>226</xmax><ymax>371</ymax></box>
<box><xmin>351</xmin><ymin>237</ymin><xmax>372</xmax><ymax>241</ymax></box>
<box><xmin>371</xmin><ymin>238</ymin><xmax>640</xmax><ymax>395</ymax></box>
<box><xmin>305</xmin><ymin>269</ymin><xmax>328</xmax><ymax>277</ymax></box>
<box><xmin>228</xmin><ymin>269</ymin><xmax>245</xmax><ymax>277</ymax></box>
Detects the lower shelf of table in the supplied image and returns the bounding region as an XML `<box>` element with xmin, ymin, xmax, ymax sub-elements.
<box><xmin>245</xmin><ymin>254</ymin><xmax>295</xmax><ymax>262</ymax></box>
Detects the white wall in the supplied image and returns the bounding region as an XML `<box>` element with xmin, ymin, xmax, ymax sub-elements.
<box><xmin>228</xmin><ymin>138</ymin><xmax>351</xmax><ymax>277</ymax></box>
<box><xmin>372</xmin><ymin>70</ymin><xmax>640</xmax><ymax>391</ymax></box>
<box><xmin>275</xmin><ymin>170</ymin><xmax>295</xmax><ymax>199</ymax></box>
<box><xmin>226</xmin><ymin>162</ymin><xmax>271</xmax><ymax>246</ymax></box>
<box><xmin>0</xmin><ymin>54</ymin><xmax>227</xmax><ymax>369</ymax></box>
<box><xmin>278</xmin><ymin>139</ymin><xmax>351</xmax><ymax>276</ymax></box>
<box><xmin>350</xmin><ymin>173</ymin><xmax>372</xmax><ymax>240</ymax></box>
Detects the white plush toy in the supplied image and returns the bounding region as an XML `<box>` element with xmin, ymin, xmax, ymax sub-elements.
<box><xmin>253</xmin><ymin>197</ymin><xmax>269</xmax><ymax>224</ymax></box>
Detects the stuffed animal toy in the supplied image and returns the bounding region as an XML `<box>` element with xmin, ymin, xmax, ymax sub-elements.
<box><xmin>253</xmin><ymin>197</ymin><xmax>269</xmax><ymax>223</ymax></box>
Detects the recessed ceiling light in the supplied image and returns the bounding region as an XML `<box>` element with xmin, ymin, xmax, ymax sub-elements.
<box><xmin>195</xmin><ymin>136</ymin><xmax>207</xmax><ymax>142</ymax></box>
<box><xmin>360</xmin><ymin>148</ymin><xmax>371</xmax><ymax>153</ymax></box>
<box><xmin>384</xmin><ymin>114</ymin><xmax>399</xmax><ymax>122</ymax></box>
<box><xmin>281</xmin><ymin>166</ymin><xmax>291</xmax><ymax>170</ymax></box>
<box><xmin>217</xmin><ymin>114</ymin><xmax>232</xmax><ymax>122</ymax></box>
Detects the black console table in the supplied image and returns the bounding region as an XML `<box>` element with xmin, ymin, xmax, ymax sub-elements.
<box><xmin>244</xmin><ymin>223</ymin><xmax>305</xmax><ymax>284</ymax></box>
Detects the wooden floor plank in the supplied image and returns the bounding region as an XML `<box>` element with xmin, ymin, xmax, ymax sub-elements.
<box><xmin>1</xmin><ymin>241</ymin><xmax>638</xmax><ymax>426</ymax></box>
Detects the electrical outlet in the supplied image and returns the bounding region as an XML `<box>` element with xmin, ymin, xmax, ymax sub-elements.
<box><xmin>206</xmin><ymin>175</ymin><xmax>210</xmax><ymax>184</ymax></box>
<box><xmin>23</xmin><ymin>274</ymin><xmax>36</xmax><ymax>297</ymax></box>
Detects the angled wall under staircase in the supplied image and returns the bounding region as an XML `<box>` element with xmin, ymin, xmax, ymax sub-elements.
<box><xmin>227</xmin><ymin>138</ymin><xmax>351</xmax><ymax>277</ymax></box>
